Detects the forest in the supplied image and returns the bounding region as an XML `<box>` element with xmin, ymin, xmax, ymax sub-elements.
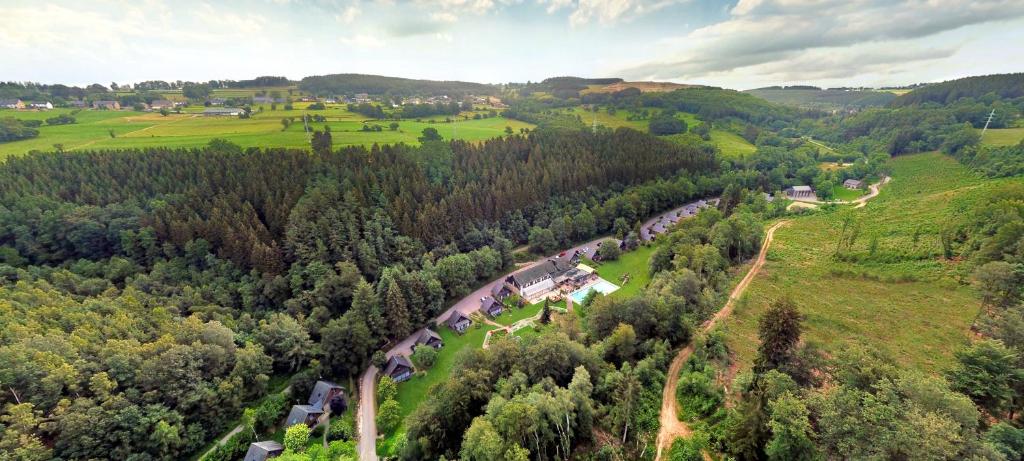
<box><xmin>299</xmin><ymin>74</ymin><xmax>498</xmax><ymax>97</ymax></box>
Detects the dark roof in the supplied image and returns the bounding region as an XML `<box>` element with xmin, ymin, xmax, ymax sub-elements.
<box><xmin>510</xmin><ymin>259</ymin><xmax>571</xmax><ymax>287</ymax></box>
<box><xmin>491</xmin><ymin>283</ymin><xmax>510</xmax><ymax>297</ymax></box>
<box><xmin>285</xmin><ymin>405</ymin><xmax>322</xmax><ymax>426</ymax></box>
<box><xmin>843</xmin><ymin>179</ymin><xmax>863</xmax><ymax>187</ymax></box>
<box><xmin>244</xmin><ymin>441</ymin><xmax>284</xmax><ymax>461</ymax></box>
<box><xmin>308</xmin><ymin>380</ymin><xmax>344</xmax><ymax>408</ymax></box>
<box><xmin>383</xmin><ymin>355</ymin><xmax>413</xmax><ymax>377</ymax></box>
<box><xmin>445</xmin><ymin>310</ymin><xmax>471</xmax><ymax>329</ymax></box>
<box><xmin>481</xmin><ymin>296</ymin><xmax>502</xmax><ymax>315</ymax></box>
<box><xmin>417</xmin><ymin>328</ymin><xmax>442</xmax><ymax>345</ymax></box>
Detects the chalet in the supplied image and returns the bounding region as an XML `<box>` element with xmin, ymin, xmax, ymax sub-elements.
<box><xmin>203</xmin><ymin>107</ymin><xmax>244</xmax><ymax>116</ymax></box>
<box><xmin>843</xmin><ymin>179</ymin><xmax>864</xmax><ymax>190</ymax></box>
<box><xmin>150</xmin><ymin>99</ymin><xmax>175</xmax><ymax>110</ymax></box>
<box><xmin>28</xmin><ymin>102</ymin><xmax>53</xmax><ymax>110</ymax></box>
<box><xmin>445</xmin><ymin>310</ymin><xmax>472</xmax><ymax>333</ymax></box>
<box><xmin>383</xmin><ymin>355</ymin><xmax>414</xmax><ymax>383</ymax></box>
<box><xmin>491</xmin><ymin>283</ymin><xmax>512</xmax><ymax>302</ymax></box>
<box><xmin>785</xmin><ymin>185</ymin><xmax>814</xmax><ymax>199</ymax></box>
<box><xmin>244</xmin><ymin>441</ymin><xmax>284</xmax><ymax>461</ymax></box>
<box><xmin>415</xmin><ymin>328</ymin><xmax>444</xmax><ymax>349</ymax></box>
<box><xmin>69</xmin><ymin>99</ymin><xmax>87</xmax><ymax>108</ymax></box>
<box><xmin>0</xmin><ymin>99</ymin><xmax>25</xmax><ymax>109</ymax></box>
<box><xmin>480</xmin><ymin>296</ymin><xmax>503</xmax><ymax>317</ymax></box>
<box><xmin>505</xmin><ymin>259</ymin><xmax>573</xmax><ymax>299</ymax></box>
<box><xmin>285</xmin><ymin>404</ymin><xmax>323</xmax><ymax>427</ymax></box>
<box><xmin>92</xmin><ymin>100</ymin><xmax>120</xmax><ymax>110</ymax></box>
<box><xmin>308</xmin><ymin>380</ymin><xmax>346</xmax><ymax>414</ymax></box>
<box><xmin>206</xmin><ymin>97</ymin><xmax>227</xmax><ymax>106</ymax></box>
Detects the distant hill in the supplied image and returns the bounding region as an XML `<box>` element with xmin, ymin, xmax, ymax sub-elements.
<box><xmin>299</xmin><ymin>73</ymin><xmax>499</xmax><ymax>97</ymax></box>
<box><xmin>745</xmin><ymin>87</ymin><xmax>895</xmax><ymax>110</ymax></box>
<box><xmin>586</xmin><ymin>81</ymin><xmax>705</xmax><ymax>94</ymax></box>
<box><xmin>891</xmin><ymin>73</ymin><xmax>1024</xmax><ymax>107</ymax></box>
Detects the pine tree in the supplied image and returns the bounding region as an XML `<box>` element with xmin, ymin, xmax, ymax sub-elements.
<box><xmin>384</xmin><ymin>281</ymin><xmax>412</xmax><ymax>339</ymax></box>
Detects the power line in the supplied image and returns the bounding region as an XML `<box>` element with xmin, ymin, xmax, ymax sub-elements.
<box><xmin>981</xmin><ymin>109</ymin><xmax>996</xmax><ymax>135</ymax></box>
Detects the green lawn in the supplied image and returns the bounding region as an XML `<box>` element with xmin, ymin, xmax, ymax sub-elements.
<box><xmin>980</xmin><ymin>127</ymin><xmax>1024</xmax><ymax>146</ymax></box>
<box><xmin>831</xmin><ymin>185</ymin><xmax>865</xmax><ymax>201</ymax></box>
<box><xmin>495</xmin><ymin>300</ymin><xmax>544</xmax><ymax>326</ymax></box>
<box><xmin>585</xmin><ymin>243</ymin><xmax>656</xmax><ymax>300</ymax></box>
<box><xmin>720</xmin><ymin>152</ymin><xmax>1015</xmax><ymax>374</ymax></box>
<box><xmin>0</xmin><ymin>106</ymin><xmax>533</xmax><ymax>158</ymax></box>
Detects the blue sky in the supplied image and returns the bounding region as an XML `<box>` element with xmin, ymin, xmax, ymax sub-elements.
<box><xmin>1</xmin><ymin>0</ymin><xmax>1022</xmax><ymax>89</ymax></box>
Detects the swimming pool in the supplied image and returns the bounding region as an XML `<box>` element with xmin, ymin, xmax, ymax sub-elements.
<box><xmin>570</xmin><ymin>279</ymin><xmax>620</xmax><ymax>304</ymax></box>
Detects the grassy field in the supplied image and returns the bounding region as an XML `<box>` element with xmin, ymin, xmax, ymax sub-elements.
<box><xmin>980</xmin><ymin>127</ymin><xmax>1024</xmax><ymax>146</ymax></box>
<box><xmin>831</xmin><ymin>185</ymin><xmax>865</xmax><ymax>201</ymax></box>
<box><xmin>720</xmin><ymin>152</ymin><xmax>1012</xmax><ymax>374</ymax></box>
<box><xmin>583</xmin><ymin>243</ymin><xmax>656</xmax><ymax>301</ymax></box>
<box><xmin>0</xmin><ymin>106</ymin><xmax>532</xmax><ymax>158</ymax></box>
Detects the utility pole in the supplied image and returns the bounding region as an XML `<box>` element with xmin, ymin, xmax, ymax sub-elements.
<box><xmin>981</xmin><ymin>109</ymin><xmax>996</xmax><ymax>135</ymax></box>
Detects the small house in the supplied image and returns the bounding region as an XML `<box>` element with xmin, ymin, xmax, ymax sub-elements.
<box><xmin>285</xmin><ymin>404</ymin><xmax>323</xmax><ymax>427</ymax></box>
<box><xmin>206</xmin><ymin>97</ymin><xmax>227</xmax><ymax>106</ymax></box>
<box><xmin>415</xmin><ymin>328</ymin><xmax>443</xmax><ymax>350</ymax></box>
<box><xmin>308</xmin><ymin>380</ymin><xmax>346</xmax><ymax>414</ymax></box>
<box><xmin>843</xmin><ymin>179</ymin><xmax>864</xmax><ymax>190</ymax></box>
<box><xmin>491</xmin><ymin>283</ymin><xmax>512</xmax><ymax>301</ymax></box>
<box><xmin>785</xmin><ymin>185</ymin><xmax>814</xmax><ymax>198</ymax></box>
<box><xmin>0</xmin><ymin>99</ymin><xmax>25</xmax><ymax>109</ymax></box>
<box><xmin>69</xmin><ymin>99</ymin><xmax>87</xmax><ymax>108</ymax></box>
<box><xmin>244</xmin><ymin>441</ymin><xmax>284</xmax><ymax>461</ymax></box>
<box><xmin>92</xmin><ymin>100</ymin><xmax>120</xmax><ymax>110</ymax></box>
<box><xmin>383</xmin><ymin>355</ymin><xmax>414</xmax><ymax>383</ymax></box>
<box><xmin>28</xmin><ymin>102</ymin><xmax>52</xmax><ymax>110</ymax></box>
<box><xmin>150</xmin><ymin>99</ymin><xmax>175</xmax><ymax>110</ymax></box>
<box><xmin>480</xmin><ymin>296</ymin><xmax>503</xmax><ymax>317</ymax></box>
<box><xmin>445</xmin><ymin>310</ymin><xmax>472</xmax><ymax>333</ymax></box>
<box><xmin>203</xmin><ymin>107</ymin><xmax>244</xmax><ymax>116</ymax></box>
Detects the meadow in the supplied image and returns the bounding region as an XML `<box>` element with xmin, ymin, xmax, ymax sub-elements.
<box><xmin>980</xmin><ymin>127</ymin><xmax>1024</xmax><ymax>146</ymax></box>
<box><xmin>0</xmin><ymin>104</ymin><xmax>532</xmax><ymax>158</ymax></box>
<box><xmin>574</xmin><ymin>106</ymin><xmax>756</xmax><ymax>159</ymax></box>
<box><xmin>719</xmin><ymin>152</ymin><xmax>1013</xmax><ymax>374</ymax></box>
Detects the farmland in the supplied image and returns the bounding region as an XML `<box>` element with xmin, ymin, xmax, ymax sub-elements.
<box><xmin>719</xmin><ymin>152</ymin><xmax>1014</xmax><ymax>374</ymax></box>
<box><xmin>0</xmin><ymin>103</ymin><xmax>532</xmax><ymax>158</ymax></box>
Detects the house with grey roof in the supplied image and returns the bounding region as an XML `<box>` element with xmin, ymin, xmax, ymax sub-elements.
<box><xmin>244</xmin><ymin>441</ymin><xmax>284</xmax><ymax>461</ymax></box>
<box><xmin>480</xmin><ymin>296</ymin><xmax>503</xmax><ymax>317</ymax></box>
<box><xmin>383</xmin><ymin>355</ymin><xmax>414</xmax><ymax>383</ymax></box>
<box><xmin>0</xmin><ymin>99</ymin><xmax>24</xmax><ymax>109</ymax></box>
<box><xmin>445</xmin><ymin>310</ymin><xmax>472</xmax><ymax>333</ymax></box>
<box><xmin>843</xmin><ymin>179</ymin><xmax>864</xmax><ymax>190</ymax></box>
<box><xmin>505</xmin><ymin>259</ymin><xmax>573</xmax><ymax>299</ymax></box>
<box><xmin>149</xmin><ymin>99</ymin><xmax>176</xmax><ymax>110</ymax></box>
<box><xmin>285</xmin><ymin>404</ymin><xmax>323</xmax><ymax>428</ymax></box>
<box><xmin>415</xmin><ymin>328</ymin><xmax>443</xmax><ymax>349</ymax></box>
<box><xmin>491</xmin><ymin>283</ymin><xmax>512</xmax><ymax>301</ymax></box>
<box><xmin>203</xmin><ymin>107</ymin><xmax>244</xmax><ymax>116</ymax></box>
<box><xmin>308</xmin><ymin>380</ymin><xmax>346</xmax><ymax>414</ymax></box>
<box><xmin>92</xmin><ymin>100</ymin><xmax>120</xmax><ymax>110</ymax></box>
<box><xmin>785</xmin><ymin>185</ymin><xmax>815</xmax><ymax>199</ymax></box>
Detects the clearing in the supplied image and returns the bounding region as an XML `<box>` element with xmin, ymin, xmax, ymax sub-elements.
<box><xmin>720</xmin><ymin>152</ymin><xmax>1014</xmax><ymax>375</ymax></box>
<box><xmin>980</xmin><ymin>127</ymin><xmax>1024</xmax><ymax>146</ymax></box>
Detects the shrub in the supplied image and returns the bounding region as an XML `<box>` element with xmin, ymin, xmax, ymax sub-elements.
<box><xmin>377</xmin><ymin>376</ymin><xmax>398</xmax><ymax>403</ymax></box>
<box><xmin>412</xmin><ymin>345</ymin><xmax>438</xmax><ymax>369</ymax></box>
<box><xmin>376</xmin><ymin>399</ymin><xmax>401</xmax><ymax>434</ymax></box>
<box><xmin>283</xmin><ymin>424</ymin><xmax>311</xmax><ymax>452</ymax></box>
<box><xmin>327</xmin><ymin>413</ymin><xmax>356</xmax><ymax>441</ymax></box>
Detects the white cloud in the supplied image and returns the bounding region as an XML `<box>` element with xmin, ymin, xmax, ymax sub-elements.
<box><xmin>619</xmin><ymin>0</ymin><xmax>1024</xmax><ymax>82</ymax></box>
<box><xmin>340</xmin><ymin>33</ymin><xmax>387</xmax><ymax>48</ymax></box>
<box><xmin>539</xmin><ymin>0</ymin><xmax>683</xmax><ymax>26</ymax></box>
<box><xmin>336</xmin><ymin>4</ymin><xmax>362</xmax><ymax>23</ymax></box>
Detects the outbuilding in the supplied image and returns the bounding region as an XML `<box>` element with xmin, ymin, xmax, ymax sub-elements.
<box><xmin>445</xmin><ymin>310</ymin><xmax>472</xmax><ymax>333</ymax></box>
<box><xmin>415</xmin><ymin>328</ymin><xmax>444</xmax><ymax>349</ymax></box>
<box><xmin>383</xmin><ymin>355</ymin><xmax>414</xmax><ymax>383</ymax></box>
<box><xmin>243</xmin><ymin>441</ymin><xmax>284</xmax><ymax>461</ymax></box>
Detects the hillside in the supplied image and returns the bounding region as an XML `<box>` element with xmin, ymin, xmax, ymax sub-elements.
<box><xmin>585</xmin><ymin>81</ymin><xmax>705</xmax><ymax>94</ymax></box>
<box><xmin>746</xmin><ymin>87</ymin><xmax>896</xmax><ymax>110</ymax></box>
<box><xmin>891</xmin><ymin>72</ymin><xmax>1024</xmax><ymax>106</ymax></box>
<box><xmin>298</xmin><ymin>73</ymin><xmax>499</xmax><ymax>97</ymax></box>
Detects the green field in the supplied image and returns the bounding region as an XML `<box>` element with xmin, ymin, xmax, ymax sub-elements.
<box><xmin>0</xmin><ymin>105</ymin><xmax>533</xmax><ymax>158</ymax></box>
<box><xmin>577</xmin><ymin>106</ymin><xmax>756</xmax><ymax>159</ymax></box>
<box><xmin>980</xmin><ymin>127</ymin><xmax>1024</xmax><ymax>146</ymax></box>
<box><xmin>721</xmin><ymin>152</ymin><xmax>1011</xmax><ymax>374</ymax></box>
<box><xmin>582</xmin><ymin>242</ymin><xmax>656</xmax><ymax>302</ymax></box>
<box><xmin>831</xmin><ymin>185</ymin><xmax>865</xmax><ymax>201</ymax></box>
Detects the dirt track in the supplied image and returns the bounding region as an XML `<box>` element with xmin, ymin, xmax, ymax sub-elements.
<box><xmin>654</xmin><ymin>220</ymin><xmax>789</xmax><ymax>460</ymax></box>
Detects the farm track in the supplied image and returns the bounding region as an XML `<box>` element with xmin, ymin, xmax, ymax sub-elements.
<box><xmin>655</xmin><ymin>221</ymin><xmax>789</xmax><ymax>461</ymax></box>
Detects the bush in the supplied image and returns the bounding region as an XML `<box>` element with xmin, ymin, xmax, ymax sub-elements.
<box><xmin>45</xmin><ymin>114</ymin><xmax>76</xmax><ymax>125</ymax></box>
<box><xmin>598</xmin><ymin>243</ymin><xmax>621</xmax><ymax>261</ymax></box>
<box><xmin>412</xmin><ymin>345</ymin><xmax>438</xmax><ymax>369</ymax></box>
<box><xmin>284</xmin><ymin>424</ymin><xmax>311</xmax><ymax>452</ymax></box>
<box><xmin>377</xmin><ymin>375</ymin><xmax>398</xmax><ymax>403</ymax></box>
<box><xmin>202</xmin><ymin>428</ymin><xmax>254</xmax><ymax>461</ymax></box>
<box><xmin>327</xmin><ymin>413</ymin><xmax>356</xmax><ymax>441</ymax></box>
<box><xmin>376</xmin><ymin>399</ymin><xmax>401</xmax><ymax>434</ymax></box>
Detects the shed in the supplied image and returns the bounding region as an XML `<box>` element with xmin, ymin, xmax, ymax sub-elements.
<box><xmin>285</xmin><ymin>404</ymin><xmax>323</xmax><ymax>428</ymax></box>
<box><xmin>308</xmin><ymin>380</ymin><xmax>346</xmax><ymax>414</ymax></box>
<box><xmin>383</xmin><ymin>355</ymin><xmax>414</xmax><ymax>383</ymax></box>
<box><xmin>445</xmin><ymin>310</ymin><xmax>472</xmax><ymax>333</ymax></box>
<box><xmin>416</xmin><ymin>328</ymin><xmax>444</xmax><ymax>349</ymax></box>
<box><xmin>843</xmin><ymin>179</ymin><xmax>864</xmax><ymax>189</ymax></box>
<box><xmin>244</xmin><ymin>441</ymin><xmax>284</xmax><ymax>461</ymax></box>
<box><xmin>480</xmin><ymin>296</ymin><xmax>503</xmax><ymax>317</ymax></box>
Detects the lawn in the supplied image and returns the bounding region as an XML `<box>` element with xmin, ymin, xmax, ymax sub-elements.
<box><xmin>0</xmin><ymin>106</ymin><xmax>533</xmax><ymax>158</ymax></box>
<box><xmin>831</xmin><ymin>185</ymin><xmax>865</xmax><ymax>201</ymax></box>
<box><xmin>584</xmin><ymin>243</ymin><xmax>656</xmax><ymax>300</ymax></box>
<box><xmin>495</xmin><ymin>300</ymin><xmax>544</xmax><ymax>326</ymax></box>
<box><xmin>719</xmin><ymin>152</ymin><xmax>1016</xmax><ymax>374</ymax></box>
<box><xmin>980</xmin><ymin>127</ymin><xmax>1024</xmax><ymax>146</ymax></box>
<box><xmin>708</xmin><ymin>130</ymin><xmax>757</xmax><ymax>159</ymax></box>
<box><xmin>380</xmin><ymin>321</ymin><xmax>498</xmax><ymax>456</ymax></box>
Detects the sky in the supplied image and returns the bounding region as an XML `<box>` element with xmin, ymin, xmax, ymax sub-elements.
<box><xmin>1</xmin><ymin>0</ymin><xmax>1022</xmax><ymax>90</ymax></box>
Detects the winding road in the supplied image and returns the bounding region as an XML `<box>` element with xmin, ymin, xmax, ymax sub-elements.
<box><xmin>654</xmin><ymin>220</ymin><xmax>789</xmax><ymax>461</ymax></box>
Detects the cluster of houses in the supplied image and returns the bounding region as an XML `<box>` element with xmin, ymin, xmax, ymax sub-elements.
<box><xmin>1</xmin><ymin>99</ymin><xmax>52</xmax><ymax>110</ymax></box>
<box><xmin>243</xmin><ymin>380</ymin><xmax>348</xmax><ymax>461</ymax></box>
<box><xmin>646</xmin><ymin>198</ymin><xmax>720</xmax><ymax>238</ymax></box>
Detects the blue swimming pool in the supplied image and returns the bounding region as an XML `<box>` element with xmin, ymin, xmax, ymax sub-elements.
<box><xmin>570</xmin><ymin>279</ymin><xmax>620</xmax><ymax>304</ymax></box>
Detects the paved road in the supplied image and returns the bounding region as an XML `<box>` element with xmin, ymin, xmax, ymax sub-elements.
<box><xmin>654</xmin><ymin>220</ymin><xmax>789</xmax><ymax>461</ymax></box>
<box><xmin>357</xmin><ymin>366</ymin><xmax>379</xmax><ymax>461</ymax></box>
